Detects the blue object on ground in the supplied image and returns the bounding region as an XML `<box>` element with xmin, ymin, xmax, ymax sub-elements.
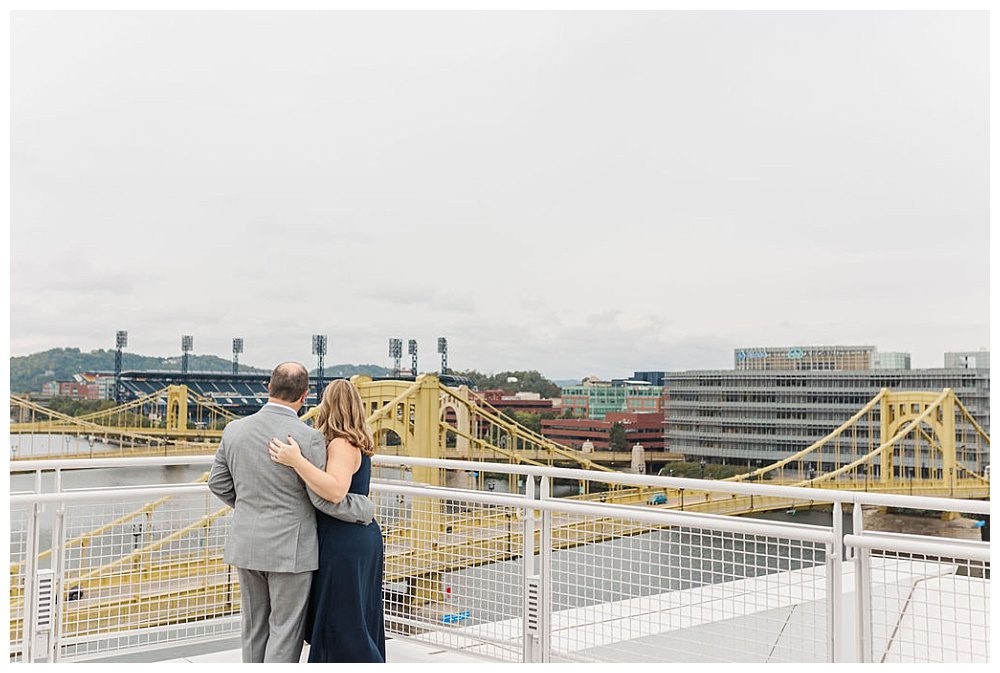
<box><xmin>442</xmin><ymin>610</ymin><xmax>471</xmax><ymax>623</ymax></box>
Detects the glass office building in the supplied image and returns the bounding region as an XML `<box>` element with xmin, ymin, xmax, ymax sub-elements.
<box><xmin>561</xmin><ymin>380</ymin><xmax>664</xmax><ymax>420</ymax></box>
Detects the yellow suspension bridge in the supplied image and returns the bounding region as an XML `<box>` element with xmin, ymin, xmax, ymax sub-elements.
<box><xmin>8</xmin><ymin>377</ymin><xmax>991</xmax><ymax>647</ymax></box>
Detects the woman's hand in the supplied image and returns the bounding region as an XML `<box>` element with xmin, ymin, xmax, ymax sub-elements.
<box><xmin>268</xmin><ymin>435</ymin><xmax>304</xmax><ymax>468</ymax></box>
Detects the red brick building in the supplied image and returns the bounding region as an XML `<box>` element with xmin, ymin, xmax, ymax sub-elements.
<box><xmin>541</xmin><ymin>411</ymin><xmax>665</xmax><ymax>451</ymax></box>
<box><xmin>475</xmin><ymin>389</ymin><xmax>555</xmax><ymax>414</ymax></box>
<box><xmin>41</xmin><ymin>380</ymin><xmax>100</xmax><ymax>400</ymax></box>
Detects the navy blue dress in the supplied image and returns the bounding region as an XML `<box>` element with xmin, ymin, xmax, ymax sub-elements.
<box><xmin>305</xmin><ymin>452</ymin><xmax>386</xmax><ymax>663</ymax></box>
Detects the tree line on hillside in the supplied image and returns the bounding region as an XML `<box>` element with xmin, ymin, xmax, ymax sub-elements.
<box><xmin>449</xmin><ymin>369</ymin><xmax>561</xmax><ymax>398</ymax></box>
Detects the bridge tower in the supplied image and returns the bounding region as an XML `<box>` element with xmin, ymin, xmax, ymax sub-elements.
<box><xmin>879</xmin><ymin>388</ymin><xmax>958</xmax><ymax>487</ymax></box>
<box><xmin>165</xmin><ymin>385</ymin><xmax>189</xmax><ymax>433</ymax></box>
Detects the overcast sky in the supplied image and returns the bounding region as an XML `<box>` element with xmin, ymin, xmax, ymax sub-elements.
<box><xmin>11</xmin><ymin>11</ymin><xmax>988</xmax><ymax>378</ymax></box>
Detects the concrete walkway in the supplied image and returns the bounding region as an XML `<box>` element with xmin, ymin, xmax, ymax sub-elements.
<box><xmin>161</xmin><ymin>637</ymin><xmax>492</xmax><ymax>663</ymax></box>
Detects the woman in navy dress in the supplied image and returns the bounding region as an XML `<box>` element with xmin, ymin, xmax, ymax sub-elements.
<box><xmin>268</xmin><ymin>379</ymin><xmax>385</xmax><ymax>663</ymax></box>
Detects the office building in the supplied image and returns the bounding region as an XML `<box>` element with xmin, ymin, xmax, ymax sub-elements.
<box><xmin>561</xmin><ymin>379</ymin><xmax>665</xmax><ymax>420</ymax></box>
<box><xmin>873</xmin><ymin>352</ymin><xmax>911</xmax><ymax>370</ymax></box>
<box><xmin>945</xmin><ymin>351</ymin><xmax>990</xmax><ymax>369</ymax></box>
<box><xmin>734</xmin><ymin>345</ymin><xmax>875</xmax><ymax>371</ymax></box>
<box><xmin>665</xmin><ymin>349</ymin><xmax>989</xmax><ymax>466</ymax></box>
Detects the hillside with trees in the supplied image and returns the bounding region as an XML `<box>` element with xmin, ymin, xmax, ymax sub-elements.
<box><xmin>450</xmin><ymin>369</ymin><xmax>561</xmax><ymax>398</ymax></box>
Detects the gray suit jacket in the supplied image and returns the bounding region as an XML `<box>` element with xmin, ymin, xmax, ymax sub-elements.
<box><xmin>208</xmin><ymin>404</ymin><xmax>375</xmax><ymax>573</ymax></box>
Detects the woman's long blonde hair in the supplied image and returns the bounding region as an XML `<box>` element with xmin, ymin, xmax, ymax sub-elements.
<box><xmin>314</xmin><ymin>379</ymin><xmax>375</xmax><ymax>456</ymax></box>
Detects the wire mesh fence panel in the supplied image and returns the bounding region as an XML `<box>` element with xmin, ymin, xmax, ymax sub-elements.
<box><xmin>56</xmin><ymin>492</ymin><xmax>239</xmax><ymax>660</ymax></box>
<box><xmin>9</xmin><ymin>506</ymin><xmax>29</xmax><ymax>662</ymax></box>
<box><xmin>373</xmin><ymin>484</ymin><xmax>525</xmax><ymax>661</ymax></box>
<box><xmin>546</xmin><ymin>513</ymin><xmax>829</xmax><ymax>663</ymax></box>
<box><xmin>864</xmin><ymin>551</ymin><xmax>990</xmax><ymax>663</ymax></box>
<box><xmin>8</xmin><ymin>458</ymin><xmax>992</xmax><ymax>664</ymax></box>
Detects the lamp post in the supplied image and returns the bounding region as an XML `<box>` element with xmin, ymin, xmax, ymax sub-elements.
<box><xmin>232</xmin><ymin>338</ymin><xmax>244</xmax><ymax>376</ymax></box>
<box><xmin>700</xmin><ymin>459</ymin><xmax>707</xmax><ymax>480</ymax></box>
<box><xmin>114</xmin><ymin>330</ymin><xmax>128</xmax><ymax>404</ymax></box>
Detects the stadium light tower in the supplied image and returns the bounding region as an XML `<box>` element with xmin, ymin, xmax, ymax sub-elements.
<box><xmin>437</xmin><ymin>337</ymin><xmax>448</xmax><ymax>375</ymax></box>
<box><xmin>408</xmin><ymin>339</ymin><xmax>418</xmax><ymax>377</ymax></box>
<box><xmin>312</xmin><ymin>334</ymin><xmax>328</xmax><ymax>402</ymax></box>
<box><xmin>181</xmin><ymin>335</ymin><xmax>194</xmax><ymax>374</ymax></box>
<box><xmin>232</xmin><ymin>338</ymin><xmax>244</xmax><ymax>376</ymax></box>
<box><xmin>114</xmin><ymin>330</ymin><xmax>128</xmax><ymax>404</ymax></box>
<box><xmin>389</xmin><ymin>338</ymin><xmax>403</xmax><ymax>378</ymax></box>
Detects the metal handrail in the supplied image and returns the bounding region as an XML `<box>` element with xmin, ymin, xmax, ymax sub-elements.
<box><xmin>10</xmin><ymin>456</ymin><xmax>216</xmax><ymax>472</ymax></box>
<box><xmin>10</xmin><ymin>453</ymin><xmax>991</xmax><ymax>514</ymax></box>
<box><xmin>9</xmin><ymin>479</ymin><xmax>834</xmax><ymax>545</ymax></box>
<box><xmin>844</xmin><ymin>532</ymin><xmax>991</xmax><ymax>563</ymax></box>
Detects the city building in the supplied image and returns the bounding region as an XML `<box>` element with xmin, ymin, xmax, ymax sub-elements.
<box><xmin>665</xmin><ymin>351</ymin><xmax>989</xmax><ymax>466</ymax></box>
<box><xmin>873</xmin><ymin>352</ymin><xmax>912</xmax><ymax>370</ymax></box>
<box><xmin>734</xmin><ymin>345</ymin><xmax>876</xmax><ymax>371</ymax></box>
<box><xmin>475</xmin><ymin>389</ymin><xmax>556</xmax><ymax>414</ymax></box>
<box><xmin>945</xmin><ymin>350</ymin><xmax>990</xmax><ymax>369</ymax></box>
<box><xmin>40</xmin><ymin>380</ymin><xmax>100</xmax><ymax>400</ymax></box>
<box><xmin>76</xmin><ymin>372</ymin><xmax>119</xmax><ymax>400</ymax></box>
<box><xmin>560</xmin><ymin>379</ymin><xmax>665</xmax><ymax>420</ymax></box>
<box><xmin>631</xmin><ymin>371</ymin><xmax>666</xmax><ymax>387</ymax></box>
<box><xmin>541</xmin><ymin>411</ymin><xmax>665</xmax><ymax>451</ymax></box>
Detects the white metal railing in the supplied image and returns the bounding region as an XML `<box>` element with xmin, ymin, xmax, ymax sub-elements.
<box><xmin>8</xmin><ymin>456</ymin><xmax>991</xmax><ymax>663</ymax></box>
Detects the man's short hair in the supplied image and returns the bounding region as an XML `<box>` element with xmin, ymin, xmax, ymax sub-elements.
<box><xmin>269</xmin><ymin>362</ymin><xmax>309</xmax><ymax>402</ymax></box>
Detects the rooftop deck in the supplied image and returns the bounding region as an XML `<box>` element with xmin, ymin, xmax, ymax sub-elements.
<box><xmin>10</xmin><ymin>456</ymin><xmax>991</xmax><ymax>663</ymax></box>
<box><xmin>155</xmin><ymin>637</ymin><xmax>489</xmax><ymax>663</ymax></box>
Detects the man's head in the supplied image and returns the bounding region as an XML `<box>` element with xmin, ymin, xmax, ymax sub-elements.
<box><xmin>267</xmin><ymin>362</ymin><xmax>310</xmax><ymax>409</ymax></box>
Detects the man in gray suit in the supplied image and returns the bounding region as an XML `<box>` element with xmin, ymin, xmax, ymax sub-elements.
<box><xmin>208</xmin><ymin>362</ymin><xmax>375</xmax><ymax>663</ymax></box>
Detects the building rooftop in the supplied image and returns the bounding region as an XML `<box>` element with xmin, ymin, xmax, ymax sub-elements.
<box><xmin>154</xmin><ymin>637</ymin><xmax>489</xmax><ymax>664</ymax></box>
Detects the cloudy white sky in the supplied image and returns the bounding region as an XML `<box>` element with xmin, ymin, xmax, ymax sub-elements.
<box><xmin>11</xmin><ymin>11</ymin><xmax>988</xmax><ymax>378</ymax></box>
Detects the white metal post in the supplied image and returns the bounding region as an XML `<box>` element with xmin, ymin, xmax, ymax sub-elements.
<box><xmin>852</xmin><ymin>503</ymin><xmax>871</xmax><ymax>663</ymax></box>
<box><xmin>539</xmin><ymin>476</ymin><xmax>553</xmax><ymax>662</ymax></box>
<box><xmin>827</xmin><ymin>501</ymin><xmax>843</xmax><ymax>662</ymax></box>
<box><xmin>22</xmin><ymin>470</ymin><xmax>42</xmax><ymax>663</ymax></box>
<box><xmin>522</xmin><ymin>474</ymin><xmax>539</xmax><ymax>663</ymax></box>
<box><xmin>50</xmin><ymin>469</ymin><xmax>66</xmax><ymax>662</ymax></box>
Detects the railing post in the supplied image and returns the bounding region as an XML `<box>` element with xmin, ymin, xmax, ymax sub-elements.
<box><xmin>49</xmin><ymin>494</ymin><xmax>66</xmax><ymax>662</ymax></box>
<box><xmin>539</xmin><ymin>476</ymin><xmax>553</xmax><ymax>662</ymax></box>
<box><xmin>22</xmin><ymin>470</ymin><xmax>42</xmax><ymax>663</ymax></box>
<box><xmin>522</xmin><ymin>475</ymin><xmax>538</xmax><ymax>662</ymax></box>
<box><xmin>827</xmin><ymin>501</ymin><xmax>842</xmax><ymax>662</ymax></box>
<box><xmin>521</xmin><ymin>475</ymin><xmax>550</xmax><ymax>662</ymax></box>
<box><xmin>47</xmin><ymin>469</ymin><xmax>66</xmax><ymax>662</ymax></box>
<box><xmin>852</xmin><ymin>502</ymin><xmax>872</xmax><ymax>663</ymax></box>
